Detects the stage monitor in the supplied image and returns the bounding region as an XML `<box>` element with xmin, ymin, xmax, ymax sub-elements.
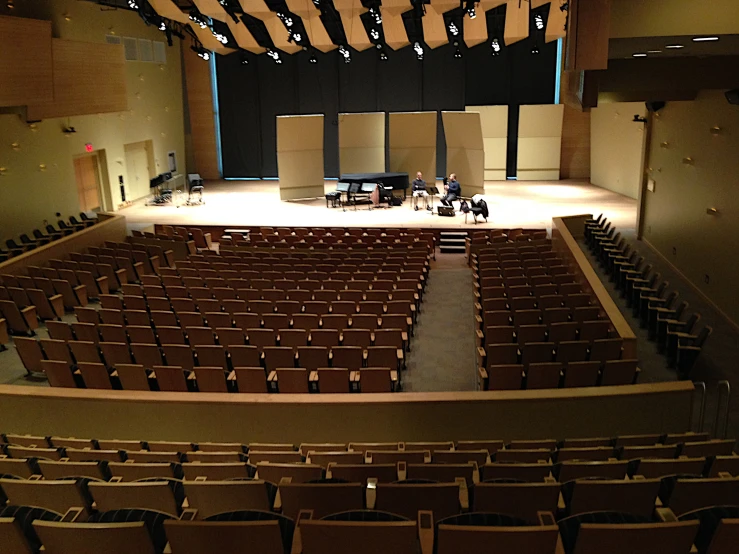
<box><xmin>361</xmin><ymin>183</ymin><xmax>378</xmax><ymax>193</ymax></box>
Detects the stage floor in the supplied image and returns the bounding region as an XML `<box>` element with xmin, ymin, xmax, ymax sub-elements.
<box><xmin>121</xmin><ymin>180</ymin><xmax>637</xmax><ymax>231</ymax></box>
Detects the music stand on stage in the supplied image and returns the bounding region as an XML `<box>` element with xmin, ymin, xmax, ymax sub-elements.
<box><xmin>426</xmin><ymin>186</ymin><xmax>440</xmax><ymax>210</ymax></box>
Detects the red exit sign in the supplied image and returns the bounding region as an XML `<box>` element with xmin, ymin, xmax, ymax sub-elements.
<box><xmin>85</xmin><ymin>143</ymin><xmax>94</xmax><ymax>153</ymax></box>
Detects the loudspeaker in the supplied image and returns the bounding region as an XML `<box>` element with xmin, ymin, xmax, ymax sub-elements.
<box><xmin>726</xmin><ymin>89</ymin><xmax>739</xmax><ymax>105</ymax></box>
<box><xmin>437</xmin><ymin>206</ymin><xmax>455</xmax><ymax>217</ymax></box>
<box><xmin>645</xmin><ymin>101</ymin><xmax>666</xmax><ymax>113</ymax></box>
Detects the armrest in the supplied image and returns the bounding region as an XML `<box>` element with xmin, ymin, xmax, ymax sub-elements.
<box><xmin>114</xmin><ymin>268</ymin><xmax>128</xmax><ymax>284</ymax></box>
<box><xmin>655</xmin><ymin>507</ymin><xmax>678</xmax><ymax>522</ymax></box>
<box><xmin>21</xmin><ymin>306</ymin><xmax>39</xmax><ymax>330</ymax></box>
<box><xmin>186</xmin><ymin>241</ymin><xmax>197</xmax><ymax>256</ymax></box>
<box><xmin>456</xmin><ymin>477</ymin><xmax>469</xmax><ymax>510</ymax></box>
<box><xmin>309</xmin><ymin>371</ymin><xmax>318</xmax><ymax>382</ymax></box>
<box><xmin>204</xmin><ymin>233</ymin><xmax>213</xmax><ymax>248</ymax></box>
<box><xmin>61</xmin><ymin>507</ymin><xmax>85</xmax><ymax>522</ymax></box>
<box><xmin>290</xmin><ymin>510</ymin><xmax>314</xmax><ymax>554</ymax></box>
<box><xmin>268</xmin><ymin>371</ymin><xmax>277</xmax><ymax>382</ymax></box>
<box><xmin>366</xmin><ymin>478</ymin><xmax>378</xmax><ymax>509</ymax></box>
<box><xmin>179</xmin><ymin>508</ymin><xmax>197</xmax><ymax>521</ymax></box>
<box><xmin>163</xmin><ymin>249</ymin><xmax>175</xmax><ymax>267</ymax></box>
<box><xmin>73</xmin><ymin>285</ymin><xmax>88</xmax><ymax>306</ymax></box>
<box><xmin>418</xmin><ymin>511</ymin><xmax>434</xmax><ymax>554</ymax></box>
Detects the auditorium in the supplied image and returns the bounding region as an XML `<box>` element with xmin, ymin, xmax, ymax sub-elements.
<box><xmin>1</xmin><ymin>0</ymin><xmax>739</xmax><ymax>552</ymax></box>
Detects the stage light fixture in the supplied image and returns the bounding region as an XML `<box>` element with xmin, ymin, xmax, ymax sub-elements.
<box><xmin>267</xmin><ymin>49</ymin><xmax>283</xmax><ymax>64</ymax></box>
<box><xmin>293</xmin><ymin>32</ymin><xmax>302</xmax><ymax>42</ymax></box>
<box><xmin>212</xmin><ymin>30</ymin><xmax>228</xmax><ymax>44</ymax></box>
<box><xmin>309</xmin><ymin>54</ymin><xmax>318</xmax><ymax>64</ymax></box>
<box><xmin>453</xmin><ymin>41</ymin><xmax>462</xmax><ymax>59</ymax></box>
<box><xmin>159</xmin><ymin>21</ymin><xmax>166</xmax><ymax>31</ymax></box>
<box><xmin>531</xmin><ymin>45</ymin><xmax>539</xmax><ymax>55</ymax></box>
<box><xmin>190</xmin><ymin>45</ymin><xmax>211</xmax><ymax>61</ymax></box>
<box><xmin>277</xmin><ymin>12</ymin><xmax>294</xmax><ymax>27</ymax></box>
<box><xmin>128</xmin><ymin>0</ymin><xmax>139</xmax><ymax>9</ymax></box>
<box><xmin>369</xmin><ymin>7</ymin><xmax>382</xmax><ymax>25</ymax></box>
<box><xmin>448</xmin><ymin>22</ymin><xmax>459</xmax><ymax>36</ymax></box>
<box><xmin>665</xmin><ymin>44</ymin><xmax>684</xmax><ymax>49</ymax></box>
<box><xmin>189</xmin><ymin>12</ymin><xmax>208</xmax><ymax>29</ymax></box>
<box><xmin>413</xmin><ymin>41</ymin><xmax>424</xmax><ymax>60</ymax></box>
<box><xmin>370</xmin><ymin>28</ymin><xmax>380</xmax><ymax>40</ymax></box>
<box><xmin>491</xmin><ymin>37</ymin><xmax>501</xmax><ymax>55</ymax></box>
<box><xmin>339</xmin><ymin>45</ymin><xmax>351</xmax><ymax>63</ymax></box>
<box><xmin>380</xmin><ymin>51</ymin><xmax>388</xmax><ymax>61</ymax></box>
<box><xmin>465</xmin><ymin>1</ymin><xmax>476</xmax><ymax>19</ymax></box>
<box><xmin>534</xmin><ymin>14</ymin><xmax>544</xmax><ymax>30</ymax></box>
<box><xmin>692</xmin><ymin>36</ymin><xmax>719</xmax><ymax>42</ymax></box>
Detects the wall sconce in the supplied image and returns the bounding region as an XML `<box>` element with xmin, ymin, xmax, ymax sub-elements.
<box><xmin>710</xmin><ymin>126</ymin><xmax>722</xmax><ymax>135</ymax></box>
<box><xmin>0</xmin><ymin>167</ymin><xmax>7</xmax><ymax>176</ymax></box>
<box><xmin>682</xmin><ymin>157</ymin><xmax>694</xmax><ymax>165</ymax></box>
<box><xmin>159</xmin><ymin>64</ymin><xmax>165</xmax><ymax>71</ymax></box>
<box><xmin>63</xmin><ymin>12</ymin><xmax>71</xmax><ymax>21</ymax></box>
<box><xmin>11</xmin><ymin>142</ymin><xmax>20</xmax><ymax>151</ymax></box>
<box><xmin>108</xmin><ymin>26</ymin><xmax>116</xmax><ymax>35</ymax></box>
<box><xmin>706</xmin><ymin>208</ymin><xmax>719</xmax><ymax>215</ymax></box>
<box><xmin>146</xmin><ymin>115</ymin><xmax>152</xmax><ymax>122</ymax></box>
<box><xmin>39</xmin><ymin>163</ymin><xmax>47</xmax><ymax>172</ymax></box>
<box><xmin>660</xmin><ymin>142</ymin><xmax>669</xmax><ymax>148</ymax></box>
<box><xmin>139</xmin><ymin>74</ymin><xmax>145</xmax><ymax>82</ymax></box>
<box><xmin>29</xmin><ymin>123</ymin><xmax>38</xmax><ymax>132</ymax></box>
<box><xmin>164</xmin><ymin>106</ymin><xmax>170</xmax><ymax>113</ymax></box>
<box><xmin>135</xmin><ymin>92</ymin><xmax>141</xmax><ymax>100</ymax></box>
<box><xmin>161</xmin><ymin>132</ymin><xmax>167</xmax><ymax>138</ymax></box>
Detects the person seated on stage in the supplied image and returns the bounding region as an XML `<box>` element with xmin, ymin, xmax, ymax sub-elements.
<box><xmin>411</xmin><ymin>171</ymin><xmax>429</xmax><ymax>211</ymax></box>
<box><xmin>441</xmin><ymin>173</ymin><xmax>461</xmax><ymax>208</ymax></box>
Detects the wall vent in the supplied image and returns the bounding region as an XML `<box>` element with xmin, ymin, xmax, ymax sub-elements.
<box><xmin>153</xmin><ymin>41</ymin><xmax>167</xmax><ymax>64</ymax></box>
<box><xmin>122</xmin><ymin>37</ymin><xmax>138</xmax><ymax>61</ymax></box>
<box><xmin>138</xmin><ymin>39</ymin><xmax>154</xmax><ymax>62</ymax></box>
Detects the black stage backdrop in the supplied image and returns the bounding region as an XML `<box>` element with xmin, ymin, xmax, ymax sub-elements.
<box><xmin>216</xmin><ymin>36</ymin><xmax>557</xmax><ymax>179</ymax></box>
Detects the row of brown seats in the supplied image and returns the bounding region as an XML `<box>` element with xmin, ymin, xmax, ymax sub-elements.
<box><xmin>480</xmin><ymin>359</ymin><xmax>639</xmax><ymax>390</ymax></box>
<box><xmin>478</xmin><ymin>320</ymin><xmax>614</xmax><ymax>348</ymax></box>
<box><xmin>39</xmin><ymin>359</ymin><xmax>399</xmax><ymax>393</ymax></box>
<box><xmin>0</xmin><ymin>214</ymin><xmax>94</xmax><ymax>260</ymax></box>
<box><xmin>16</xmin><ymin>336</ymin><xmax>404</xmax><ymax>373</ymax></box>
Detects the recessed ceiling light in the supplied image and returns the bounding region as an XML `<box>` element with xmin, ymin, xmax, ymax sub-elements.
<box><xmin>632</xmin><ymin>53</ymin><xmax>647</xmax><ymax>57</ymax></box>
<box><xmin>665</xmin><ymin>44</ymin><xmax>684</xmax><ymax>49</ymax></box>
<box><xmin>693</xmin><ymin>36</ymin><xmax>719</xmax><ymax>42</ymax></box>
<box><xmin>647</xmin><ymin>50</ymin><xmax>662</xmax><ymax>53</ymax></box>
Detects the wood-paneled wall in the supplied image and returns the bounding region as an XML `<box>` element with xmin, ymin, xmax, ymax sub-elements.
<box><xmin>560</xmin><ymin>104</ymin><xmax>591</xmax><ymax>180</ymax></box>
<box><xmin>183</xmin><ymin>46</ymin><xmax>220</xmax><ymax>180</ymax></box>
<box><xmin>0</xmin><ymin>15</ymin><xmax>53</xmax><ymax>107</ymax></box>
<box><xmin>26</xmin><ymin>39</ymin><xmax>127</xmax><ymax>121</ymax></box>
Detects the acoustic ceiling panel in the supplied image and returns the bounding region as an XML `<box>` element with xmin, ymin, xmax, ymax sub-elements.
<box><xmin>463</xmin><ymin>10</ymin><xmax>488</xmax><ymax>48</ymax></box>
<box><xmin>381</xmin><ymin>11</ymin><xmax>410</xmax><ymax>50</ymax></box>
<box><xmin>226</xmin><ymin>19</ymin><xmax>266</xmax><ymax>53</ymax></box>
<box><xmin>264</xmin><ymin>14</ymin><xmax>303</xmax><ymax>53</ymax></box>
<box><xmin>192</xmin><ymin>0</ymin><xmax>229</xmax><ymax>21</ymax></box>
<box><xmin>304</xmin><ymin>15</ymin><xmax>338</xmax><ymax>52</ymax></box>
<box><xmin>190</xmin><ymin>24</ymin><xmax>234</xmax><ymax>53</ymax></box>
<box><xmin>148</xmin><ymin>0</ymin><xmax>189</xmax><ymax>23</ymax></box>
<box><xmin>422</xmin><ymin>5</ymin><xmax>448</xmax><ymax>49</ymax></box>
<box><xmin>382</xmin><ymin>0</ymin><xmax>412</xmax><ymax>16</ymax></box>
<box><xmin>504</xmin><ymin>0</ymin><xmax>530</xmax><ymax>45</ymax></box>
<box><xmin>285</xmin><ymin>0</ymin><xmax>320</xmax><ymax>17</ymax></box>
<box><xmin>240</xmin><ymin>0</ymin><xmax>274</xmax><ymax>21</ymax></box>
<box><xmin>546</xmin><ymin>1</ymin><xmax>568</xmax><ymax>43</ymax></box>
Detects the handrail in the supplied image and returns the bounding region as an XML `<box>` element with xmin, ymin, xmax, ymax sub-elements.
<box><xmin>692</xmin><ymin>381</ymin><xmax>706</xmax><ymax>432</ymax></box>
<box><xmin>715</xmin><ymin>380</ymin><xmax>731</xmax><ymax>439</ymax></box>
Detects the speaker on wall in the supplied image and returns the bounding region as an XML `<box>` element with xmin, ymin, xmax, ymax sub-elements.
<box><xmin>726</xmin><ymin>89</ymin><xmax>739</xmax><ymax>105</ymax></box>
<box><xmin>645</xmin><ymin>101</ymin><xmax>666</xmax><ymax>112</ymax></box>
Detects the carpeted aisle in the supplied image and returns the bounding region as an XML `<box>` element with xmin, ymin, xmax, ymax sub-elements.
<box><xmin>403</xmin><ymin>255</ymin><xmax>478</xmax><ymax>392</ymax></box>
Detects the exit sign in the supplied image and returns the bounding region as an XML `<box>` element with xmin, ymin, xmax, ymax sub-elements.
<box><xmin>85</xmin><ymin>143</ymin><xmax>94</xmax><ymax>153</ymax></box>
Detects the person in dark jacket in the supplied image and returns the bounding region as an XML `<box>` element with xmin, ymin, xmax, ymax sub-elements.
<box><xmin>411</xmin><ymin>171</ymin><xmax>429</xmax><ymax>211</ymax></box>
<box><xmin>441</xmin><ymin>173</ymin><xmax>460</xmax><ymax>207</ymax></box>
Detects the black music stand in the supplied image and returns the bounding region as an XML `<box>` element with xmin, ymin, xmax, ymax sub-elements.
<box><xmin>360</xmin><ymin>182</ymin><xmax>378</xmax><ymax>210</ymax></box>
<box><xmin>427</xmin><ymin>186</ymin><xmax>440</xmax><ymax>210</ymax></box>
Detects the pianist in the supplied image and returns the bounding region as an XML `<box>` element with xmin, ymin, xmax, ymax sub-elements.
<box><xmin>411</xmin><ymin>171</ymin><xmax>429</xmax><ymax>211</ymax></box>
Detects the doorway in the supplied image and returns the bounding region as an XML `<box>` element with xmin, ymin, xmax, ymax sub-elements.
<box><xmin>74</xmin><ymin>154</ymin><xmax>103</xmax><ymax>212</ymax></box>
<box><xmin>124</xmin><ymin>140</ymin><xmax>155</xmax><ymax>201</ymax></box>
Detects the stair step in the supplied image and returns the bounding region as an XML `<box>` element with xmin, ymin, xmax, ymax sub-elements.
<box><xmin>439</xmin><ymin>245</ymin><xmax>466</xmax><ymax>253</ymax></box>
<box><xmin>440</xmin><ymin>232</ymin><xmax>467</xmax><ymax>239</ymax></box>
<box><xmin>439</xmin><ymin>238</ymin><xmax>467</xmax><ymax>246</ymax></box>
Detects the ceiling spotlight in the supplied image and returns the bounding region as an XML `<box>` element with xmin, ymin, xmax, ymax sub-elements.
<box><xmin>379</xmin><ymin>51</ymin><xmax>388</xmax><ymax>61</ymax></box>
<box><xmin>309</xmin><ymin>54</ymin><xmax>317</xmax><ymax>64</ymax></box>
<box><xmin>339</xmin><ymin>45</ymin><xmax>351</xmax><ymax>63</ymax></box>
<box><xmin>313</xmin><ymin>0</ymin><xmax>320</xmax><ymax>5</ymax></box>
<box><xmin>190</xmin><ymin>45</ymin><xmax>211</xmax><ymax>61</ymax></box>
<box><xmin>491</xmin><ymin>37</ymin><xmax>501</xmax><ymax>55</ymax></box>
<box><xmin>453</xmin><ymin>41</ymin><xmax>462</xmax><ymax>59</ymax></box>
<box><xmin>665</xmin><ymin>44</ymin><xmax>684</xmax><ymax>49</ymax></box>
<box><xmin>128</xmin><ymin>0</ymin><xmax>139</xmax><ymax>9</ymax></box>
<box><xmin>534</xmin><ymin>14</ymin><xmax>544</xmax><ymax>30</ymax></box>
<box><xmin>370</xmin><ymin>28</ymin><xmax>380</xmax><ymax>40</ymax></box>
<box><xmin>239</xmin><ymin>52</ymin><xmax>249</xmax><ymax>65</ymax></box>
<box><xmin>277</xmin><ymin>12</ymin><xmax>294</xmax><ymax>27</ymax></box>
<box><xmin>413</xmin><ymin>41</ymin><xmax>424</xmax><ymax>60</ymax></box>
<box><xmin>159</xmin><ymin>21</ymin><xmax>166</xmax><ymax>31</ymax></box>
<box><xmin>632</xmin><ymin>52</ymin><xmax>647</xmax><ymax>57</ymax></box>
<box><xmin>189</xmin><ymin>12</ymin><xmax>209</xmax><ymax>29</ymax></box>
<box><xmin>531</xmin><ymin>45</ymin><xmax>539</xmax><ymax>55</ymax></box>
<box><xmin>692</xmin><ymin>36</ymin><xmax>719</xmax><ymax>42</ymax></box>
<box><xmin>293</xmin><ymin>33</ymin><xmax>302</xmax><ymax>42</ymax></box>
<box><xmin>448</xmin><ymin>22</ymin><xmax>459</xmax><ymax>36</ymax></box>
<box><xmin>267</xmin><ymin>49</ymin><xmax>282</xmax><ymax>64</ymax></box>
<box><xmin>647</xmin><ymin>50</ymin><xmax>662</xmax><ymax>54</ymax></box>
<box><xmin>369</xmin><ymin>7</ymin><xmax>382</xmax><ymax>25</ymax></box>
<box><xmin>212</xmin><ymin>30</ymin><xmax>228</xmax><ymax>44</ymax></box>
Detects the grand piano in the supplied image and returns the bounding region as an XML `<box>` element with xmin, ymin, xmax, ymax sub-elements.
<box><xmin>338</xmin><ymin>172</ymin><xmax>410</xmax><ymax>199</ymax></box>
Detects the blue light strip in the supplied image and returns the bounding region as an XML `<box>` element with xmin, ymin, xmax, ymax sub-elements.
<box><xmin>209</xmin><ymin>54</ymin><xmax>223</xmax><ymax>177</ymax></box>
<box><xmin>555</xmin><ymin>37</ymin><xmax>563</xmax><ymax>104</ymax></box>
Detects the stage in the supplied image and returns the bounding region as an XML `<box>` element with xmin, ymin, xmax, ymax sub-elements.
<box><xmin>121</xmin><ymin>179</ymin><xmax>637</xmax><ymax>232</ymax></box>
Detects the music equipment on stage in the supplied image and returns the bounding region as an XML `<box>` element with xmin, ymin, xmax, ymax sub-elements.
<box><xmin>438</xmin><ymin>206</ymin><xmax>455</xmax><ymax>217</ymax></box>
<box><xmin>186</xmin><ymin>174</ymin><xmax>205</xmax><ymax>206</ymax></box>
<box><xmin>339</xmin><ymin>172</ymin><xmax>410</xmax><ymax>199</ymax></box>
<box><xmin>426</xmin><ymin>186</ymin><xmax>440</xmax><ymax>210</ymax></box>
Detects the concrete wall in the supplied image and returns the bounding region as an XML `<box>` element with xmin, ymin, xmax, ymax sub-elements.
<box><xmin>642</xmin><ymin>90</ymin><xmax>739</xmax><ymax>326</ymax></box>
<box><xmin>0</xmin><ymin>0</ymin><xmax>185</xmax><ymax>239</ymax></box>
<box><xmin>590</xmin><ymin>101</ymin><xmax>647</xmax><ymax>199</ymax></box>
